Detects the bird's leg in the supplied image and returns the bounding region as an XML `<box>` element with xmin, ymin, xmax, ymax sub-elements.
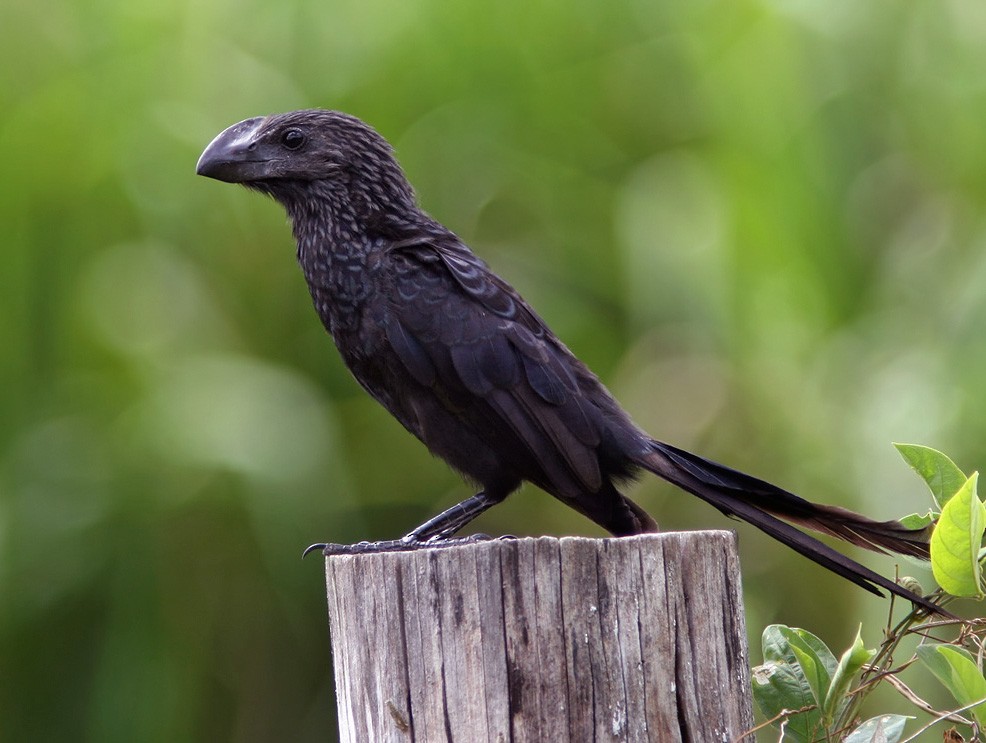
<box><xmin>401</xmin><ymin>491</ymin><xmax>499</xmax><ymax>543</ymax></box>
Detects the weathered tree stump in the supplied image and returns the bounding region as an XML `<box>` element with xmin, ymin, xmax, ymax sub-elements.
<box><xmin>322</xmin><ymin>531</ymin><xmax>754</xmax><ymax>742</ymax></box>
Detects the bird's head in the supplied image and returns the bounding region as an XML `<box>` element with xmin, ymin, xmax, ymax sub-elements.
<box><xmin>196</xmin><ymin>109</ymin><xmax>416</xmax><ymax>220</ymax></box>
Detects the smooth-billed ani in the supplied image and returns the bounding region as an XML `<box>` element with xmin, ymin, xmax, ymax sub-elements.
<box><xmin>197</xmin><ymin>109</ymin><xmax>939</xmax><ymax>612</ymax></box>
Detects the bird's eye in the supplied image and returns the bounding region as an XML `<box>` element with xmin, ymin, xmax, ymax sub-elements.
<box><xmin>281</xmin><ymin>129</ymin><xmax>306</xmax><ymax>150</ymax></box>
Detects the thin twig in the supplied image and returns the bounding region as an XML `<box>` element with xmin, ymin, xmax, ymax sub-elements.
<box><xmin>879</xmin><ymin>672</ymin><xmax>973</xmax><ymax>725</ymax></box>
<box><xmin>901</xmin><ymin>697</ymin><xmax>985</xmax><ymax>743</ymax></box>
<box><xmin>733</xmin><ymin>705</ymin><xmax>816</xmax><ymax>743</ymax></box>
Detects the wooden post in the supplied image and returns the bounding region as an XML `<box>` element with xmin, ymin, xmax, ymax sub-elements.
<box><xmin>322</xmin><ymin>532</ymin><xmax>754</xmax><ymax>742</ymax></box>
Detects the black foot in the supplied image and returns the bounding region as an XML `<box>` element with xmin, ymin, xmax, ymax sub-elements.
<box><xmin>302</xmin><ymin>533</ymin><xmax>501</xmax><ymax>558</ymax></box>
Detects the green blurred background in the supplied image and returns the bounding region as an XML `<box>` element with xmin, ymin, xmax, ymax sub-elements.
<box><xmin>2</xmin><ymin>0</ymin><xmax>985</xmax><ymax>739</ymax></box>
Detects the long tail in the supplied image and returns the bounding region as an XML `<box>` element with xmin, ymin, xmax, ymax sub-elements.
<box><xmin>639</xmin><ymin>439</ymin><xmax>945</xmax><ymax>615</ymax></box>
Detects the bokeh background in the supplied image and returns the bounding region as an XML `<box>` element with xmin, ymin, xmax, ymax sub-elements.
<box><xmin>3</xmin><ymin>0</ymin><xmax>986</xmax><ymax>739</ymax></box>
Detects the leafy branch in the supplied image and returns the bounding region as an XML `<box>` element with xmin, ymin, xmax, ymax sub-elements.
<box><xmin>749</xmin><ymin>444</ymin><xmax>986</xmax><ymax>742</ymax></box>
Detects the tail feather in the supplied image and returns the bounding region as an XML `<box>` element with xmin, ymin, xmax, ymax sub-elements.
<box><xmin>641</xmin><ymin>440</ymin><xmax>944</xmax><ymax>615</ymax></box>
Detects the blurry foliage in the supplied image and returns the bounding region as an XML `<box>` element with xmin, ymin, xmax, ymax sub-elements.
<box><xmin>2</xmin><ymin>0</ymin><xmax>986</xmax><ymax>740</ymax></box>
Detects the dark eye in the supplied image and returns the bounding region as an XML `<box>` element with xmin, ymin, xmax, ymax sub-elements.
<box><xmin>281</xmin><ymin>129</ymin><xmax>306</xmax><ymax>150</ymax></box>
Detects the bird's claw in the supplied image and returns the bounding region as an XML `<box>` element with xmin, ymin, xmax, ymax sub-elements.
<box><xmin>302</xmin><ymin>542</ymin><xmax>327</xmax><ymax>558</ymax></box>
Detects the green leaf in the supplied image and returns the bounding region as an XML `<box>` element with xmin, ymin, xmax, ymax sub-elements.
<box><xmin>916</xmin><ymin>642</ymin><xmax>970</xmax><ymax>680</ymax></box>
<box><xmin>844</xmin><ymin>714</ymin><xmax>911</xmax><ymax>743</ymax></box>
<box><xmin>751</xmin><ymin>661</ymin><xmax>815</xmax><ymax>743</ymax></box>
<box><xmin>823</xmin><ymin>626</ymin><xmax>875</xmax><ymax>723</ymax></box>
<box><xmin>898</xmin><ymin>511</ymin><xmax>937</xmax><ymax>530</ymax></box>
<box><xmin>894</xmin><ymin>443</ymin><xmax>967</xmax><ymax>508</ymax></box>
<box><xmin>752</xmin><ymin>625</ymin><xmax>830</xmax><ymax>743</ymax></box>
<box><xmin>916</xmin><ymin>644</ymin><xmax>986</xmax><ymax>728</ymax></box>
<box><xmin>930</xmin><ymin>472</ymin><xmax>985</xmax><ymax>597</ymax></box>
<box><xmin>761</xmin><ymin>625</ymin><xmax>839</xmax><ymax>678</ymax></box>
<box><xmin>787</xmin><ymin>643</ymin><xmax>828</xmax><ymax>710</ymax></box>
<box><xmin>777</xmin><ymin>626</ymin><xmax>838</xmax><ymax>709</ymax></box>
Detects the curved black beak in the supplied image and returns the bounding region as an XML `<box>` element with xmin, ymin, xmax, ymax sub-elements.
<box><xmin>196</xmin><ymin>117</ymin><xmax>267</xmax><ymax>182</ymax></box>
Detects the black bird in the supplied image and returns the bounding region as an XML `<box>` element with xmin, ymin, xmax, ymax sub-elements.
<box><xmin>197</xmin><ymin>109</ymin><xmax>939</xmax><ymax>611</ymax></box>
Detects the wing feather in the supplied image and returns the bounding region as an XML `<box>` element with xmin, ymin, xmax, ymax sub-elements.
<box><xmin>387</xmin><ymin>235</ymin><xmax>607</xmax><ymax>496</ymax></box>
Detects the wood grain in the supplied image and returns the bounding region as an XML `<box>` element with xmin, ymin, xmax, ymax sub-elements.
<box><xmin>324</xmin><ymin>532</ymin><xmax>754</xmax><ymax>742</ymax></box>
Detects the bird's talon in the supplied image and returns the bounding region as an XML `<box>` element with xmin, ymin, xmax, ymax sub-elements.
<box><xmin>302</xmin><ymin>543</ymin><xmax>327</xmax><ymax>558</ymax></box>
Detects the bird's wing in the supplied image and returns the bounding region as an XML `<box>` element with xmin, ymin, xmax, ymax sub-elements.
<box><xmin>384</xmin><ymin>236</ymin><xmax>608</xmax><ymax>498</ymax></box>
